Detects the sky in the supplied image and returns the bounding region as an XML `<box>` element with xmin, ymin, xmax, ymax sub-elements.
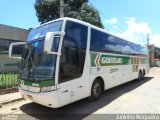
<box><xmin>0</xmin><ymin>0</ymin><xmax>160</xmax><ymax>47</ymax></box>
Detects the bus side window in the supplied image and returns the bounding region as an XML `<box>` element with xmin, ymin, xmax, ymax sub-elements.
<box><xmin>59</xmin><ymin>21</ymin><xmax>87</xmax><ymax>83</ymax></box>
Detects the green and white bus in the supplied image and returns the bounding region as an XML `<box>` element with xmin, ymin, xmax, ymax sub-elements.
<box><xmin>9</xmin><ymin>17</ymin><xmax>149</xmax><ymax>108</ymax></box>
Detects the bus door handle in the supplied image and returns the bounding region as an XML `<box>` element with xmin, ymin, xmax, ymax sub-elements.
<box><xmin>62</xmin><ymin>90</ymin><xmax>68</xmax><ymax>93</ymax></box>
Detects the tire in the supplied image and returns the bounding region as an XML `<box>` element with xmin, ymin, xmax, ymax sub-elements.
<box><xmin>137</xmin><ymin>71</ymin><xmax>143</xmax><ymax>81</ymax></box>
<box><xmin>142</xmin><ymin>70</ymin><xmax>145</xmax><ymax>79</ymax></box>
<box><xmin>89</xmin><ymin>79</ymin><xmax>102</xmax><ymax>101</ymax></box>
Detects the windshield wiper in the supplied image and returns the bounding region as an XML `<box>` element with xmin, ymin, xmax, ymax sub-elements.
<box><xmin>19</xmin><ymin>48</ymin><xmax>30</xmax><ymax>78</ymax></box>
<box><xmin>27</xmin><ymin>47</ymin><xmax>38</xmax><ymax>81</ymax></box>
<box><xmin>20</xmin><ymin>45</ymin><xmax>35</xmax><ymax>81</ymax></box>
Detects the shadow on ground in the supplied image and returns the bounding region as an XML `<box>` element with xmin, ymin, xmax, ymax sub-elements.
<box><xmin>20</xmin><ymin>77</ymin><xmax>153</xmax><ymax>120</ymax></box>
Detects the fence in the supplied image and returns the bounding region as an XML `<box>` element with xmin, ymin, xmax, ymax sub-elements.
<box><xmin>0</xmin><ymin>70</ymin><xmax>19</xmax><ymax>90</ymax></box>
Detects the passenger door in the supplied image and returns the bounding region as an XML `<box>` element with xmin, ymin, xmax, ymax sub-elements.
<box><xmin>58</xmin><ymin>21</ymin><xmax>88</xmax><ymax>106</ymax></box>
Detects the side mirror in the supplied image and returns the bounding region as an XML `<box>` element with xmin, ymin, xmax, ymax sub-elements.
<box><xmin>9</xmin><ymin>42</ymin><xmax>26</xmax><ymax>59</ymax></box>
<box><xmin>44</xmin><ymin>32</ymin><xmax>65</xmax><ymax>55</ymax></box>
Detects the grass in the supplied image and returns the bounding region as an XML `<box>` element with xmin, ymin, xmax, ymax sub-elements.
<box><xmin>0</xmin><ymin>73</ymin><xmax>19</xmax><ymax>89</ymax></box>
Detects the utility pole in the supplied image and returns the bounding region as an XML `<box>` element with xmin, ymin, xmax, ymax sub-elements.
<box><xmin>60</xmin><ymin>0</ymin><xmax>64</xmax><ymax>18</ymax></box>
<box><xmin>147</xmin><ymin>33</ymin><xmax>150</xmax><ymax>45</ymax></box>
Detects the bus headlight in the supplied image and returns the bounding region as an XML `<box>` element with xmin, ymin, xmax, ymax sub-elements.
<box><xmin>40</xmin><ymin>86</ymin><xmax>55</xmax><ymax>92</ymax></box>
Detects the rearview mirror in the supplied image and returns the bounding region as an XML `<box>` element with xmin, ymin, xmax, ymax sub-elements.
<box><xmin>9</xmin><ymin>42</ymin><xmax>26</xmax><ymax>59</ymax></box>
<box><xmin>44</xmin><ymin>32</ymin><xmax>65</xmax><ymax>55</ymax></box>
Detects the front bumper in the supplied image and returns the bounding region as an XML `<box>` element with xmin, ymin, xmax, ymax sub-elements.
<box><xmin>19</xmin><ymin>87</ymin><xmax>61</xmax><ymax>108</ymax></box>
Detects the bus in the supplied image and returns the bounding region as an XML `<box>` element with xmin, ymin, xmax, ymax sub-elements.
<box><xmin>9</xmin><ymin>17</ymin><xmax>149</xmax><ymax>108</ymax></box>
<box><xmin>0</xmin><ymin>41</ymin><xmax>23</xmax><ymax>72</ymax></box>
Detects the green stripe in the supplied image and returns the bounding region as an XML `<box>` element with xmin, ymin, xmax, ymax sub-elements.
<box><xmin>40</xmin><ymin>80</ymin><xmax>55</xmax><ymax>87</ymax></box>
<box><xmin>21</xmin><ymin>79</ymin><xmax>55</xmax><ymax>87</ymax></box>
<box><xmin>90</xmin><ymin>53</ymin><xmax>97</xmax><ymax>66</ymax></box>
<box><xmin>91</xmin><ymin>52</ymin><xmax>148</xmax><ymax>67</ymax></box>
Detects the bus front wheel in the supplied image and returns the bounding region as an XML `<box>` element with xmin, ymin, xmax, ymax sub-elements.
<box><xmin>89</xmin><ymin>79</ymin><xmax>102</xmax><ymax>101</ymax></box>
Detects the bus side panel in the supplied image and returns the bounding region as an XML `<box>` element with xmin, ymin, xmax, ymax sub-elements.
<box><xmin>89</xmin><ymin>55</ymin><xmax>149</xmax><ymax>91</ymax></box>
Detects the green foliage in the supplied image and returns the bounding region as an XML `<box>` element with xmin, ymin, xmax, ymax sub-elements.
<box><xmin>154</xmin><ymin>47</ymin><xmax>160</xmax><ymax>59</ymax></box>
<box><xmin>34</xmin><ymin>0</ymin><xmax>59</xmax><ymax>23</ymax></box>
<box><xmin>63</xmin><ymin>0</ymin><xmax>88</xmax><ymax>11</ymax></box>
<box><xmin>0</xmin><ymin>73</ymin><xmax>18</xmax><ymax>89</ymax></box>
<box><xmin>78</xmin><ymin>3</ymin><xmax>104</xmax><ymax>28</ymax></box>
<box><xmin>34</xmin><ymin>0</ymin><xmax>104</xmax><ymax>28</ymax></box>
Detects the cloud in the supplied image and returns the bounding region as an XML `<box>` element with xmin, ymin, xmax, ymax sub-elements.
<box><xmin>105</xmin><ymin>17</ymin><xmax>118</xmax><ymax>25</ymax></box>
<box><xmin>116</xmin><ymin>17</ymin><xmax>152</xmax><ymax>46</ymax></box>
<box><xmin>104</xmin><ymin>17</ymin><xmax>160</xmax><ymax>47</ymax></box>
<box><xmin>150</xmin><ymin>35</ymin><xmax>160</xmax><ymax>47</ymax></box>
<box><xmin>126</xmin><ymin>17</ymin><xmax>151</xmax><ymax>34</ymax></box>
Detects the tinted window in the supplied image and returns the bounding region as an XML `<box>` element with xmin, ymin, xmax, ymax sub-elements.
<box><xmin>59</xmin><ymin>21</ymin><xmax>88</xmax><ymax>83</ymax></box>
<box><xmin>90</xmin><ymin>29</ymin><xmax>108</xmax><ymax>52</ymax></box>
<box><xmin>90</xmin><ymin>29</ymin><xmax>148</xmax><ymax>56</ymax></box>
<box><xmin>28</xmin><ymin>20</ymin><xmax>63</xmax><ymax>41</ymax></box>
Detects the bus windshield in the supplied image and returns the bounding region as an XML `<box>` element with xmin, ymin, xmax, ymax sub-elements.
<box><xmin>19</xmin><ymin>20</ymin><xmax>63</xmax><ymax>82</ymax></box>
<box><xmin>28</xmin><ymin>20</ymin><xmax>63</xmax><ymax>41</ymax></box>
<box><xmin>19</xmin><ymin>40</ymin><xmax>58</xmax><ymax>81</ymax></box>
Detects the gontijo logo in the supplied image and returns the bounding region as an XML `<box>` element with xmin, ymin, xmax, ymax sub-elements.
<box><xmin>91</xmin><ymin>53</ymin><xmax>130</xmax><ymax>67</ymax></box>
<box><xmin>101</xmin><ymin>57</ymin><xmax>122</xmax><ymax>64</ymax></box>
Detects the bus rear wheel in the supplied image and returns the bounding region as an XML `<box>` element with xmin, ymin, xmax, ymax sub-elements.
<box><xmin>137</xmin><ymin>71</ymin><xmax>143</xmax><ymax>81</ymax></box>
<box><xmin>89</xmin><ymin>79</ymin><xmax>102</xmax><ymax>101</ymax></box>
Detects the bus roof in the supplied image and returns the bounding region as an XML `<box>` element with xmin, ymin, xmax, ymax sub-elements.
<box><xmin>34</xmin><ymin>17</ymin><xmax>147</xmax><ymax>48</ymax></box>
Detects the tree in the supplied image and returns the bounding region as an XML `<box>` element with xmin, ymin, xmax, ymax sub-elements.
<box><xmin>154</xmin><ymin>47</ymin><xmax>160</xmax><ymax>59</ymax></box>
<box><xmin>34</xmin><ymin>0</ymin><xmax>104</xmax><ymax>28</ymax></box>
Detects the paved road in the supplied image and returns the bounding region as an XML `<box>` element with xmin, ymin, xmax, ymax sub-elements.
<box><xmin>1</xmin><ymin>68</ymin><xmax>160</xmax><ymax>120</ymax></box>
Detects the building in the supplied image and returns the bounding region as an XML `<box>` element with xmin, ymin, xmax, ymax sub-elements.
<box><xmin>147</xmin><ymin>44</ymin><xmax>155</xmax><ymax>67</ymax></box>
<box><xmin>154</xmin><ymin>59</ymin><xmax>160</xmax><ymax>67</ymax></box>
<box><xmin>0</xmin><ymin>24</ymin><xmax>29</xmax><ymax>72</ymax></box>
